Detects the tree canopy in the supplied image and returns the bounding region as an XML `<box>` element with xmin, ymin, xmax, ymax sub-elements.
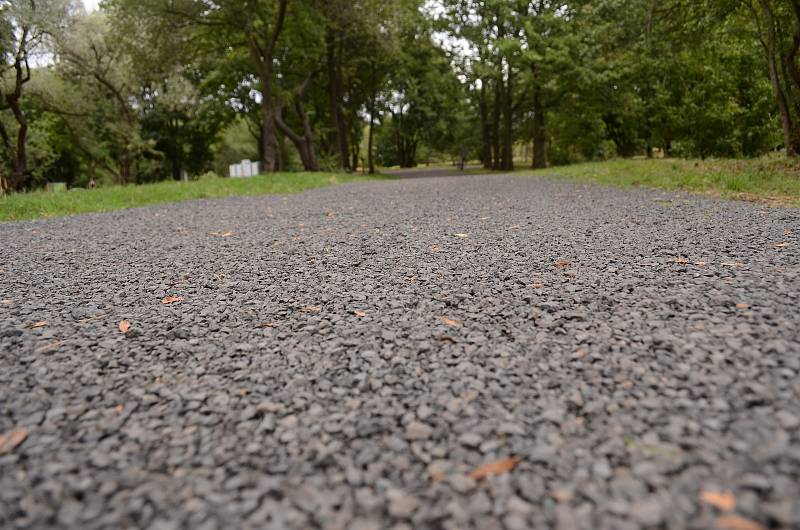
<box><xmin>0</xmin><ymin>0</ymin><xmax>796</xmax><ymax>191</ymax></box>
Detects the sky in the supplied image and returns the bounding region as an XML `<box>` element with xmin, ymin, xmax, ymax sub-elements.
<box><xmin>83</xmin><ymin>0</ymin><xmax>100</xmax><ymax>11</ymax></box>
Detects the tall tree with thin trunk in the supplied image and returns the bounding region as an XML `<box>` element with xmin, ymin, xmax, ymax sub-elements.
<box><xmin>0</xmin><ymin>0</ymin><xmax>71</xmax><ymax>191</ymax></box>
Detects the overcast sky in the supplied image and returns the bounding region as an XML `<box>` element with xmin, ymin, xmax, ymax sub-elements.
<box><xmin>83</xmin><ymin>0</ymin><xmax>99</xmax><ymax>11</ymax></box>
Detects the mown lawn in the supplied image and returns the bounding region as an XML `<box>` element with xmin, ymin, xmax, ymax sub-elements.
<box><xmin>526</xmin><ymin>157</ymin><xmax>800</xmax><ymax>207</ymax></box>
<box><xmin>0</xmin><ymin>172</ymin><xmax>385</xmax><ymax>222</ymax></box>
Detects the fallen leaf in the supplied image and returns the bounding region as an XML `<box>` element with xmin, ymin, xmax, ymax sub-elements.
<box><xmin>114</xmin><ymin>404</ymin><xmax>125</xmax><ymax>414</ymax></box>
<box><xmin>699</xmin><ymin>490</ymin><xmax>736</xmax><ymax>512</ymax></box>
<box><xmin>210</xmin><ymin>231</ymin><xmax>235</xmax><ymax>237</ymax></box>
<box><xmin>675</xmin><ymin>257</ymin><xmax>690</xmax><ymax>265</ymax></box>
<box><xmin>735</xmin><ymin>303</ymin><xmax>750</xmax><ymax>310</ymax></box>
<box><xmin>302</xmin><ymin>306</ymin><xmax>322</xmax><ymax>313</ymax></box>
<box><xmin>35</xmin><ymin>340</ymin><xmax>64</xmax><ymax>353</ymax></box>
<box><xmin>30</xmin><ymin>321</ymin><xmax>47</xmax><ymax>329</ymax></box>
<box><xmin>437</xmin><ymin>335</ymin><xmax>459</xmax><ymax>344</ymax></box>
<box><xmin>162</xmin><ymin>296</ymin><xmax>185</xmax><ymax>305</ymax></box>
<box><xmin>428</xmin><ymin>462</ymin><xmax>446</xmax><ymax>483</ymax></box>
<box><xmin>555</xmin><ymin>260</ymin><xmax>571</xmax><ymax>269</ymax></box>
<box><xmin>440</xmin><ymin>316</ymin><xmax>462</xmax><ymax>327</ymax></box>
<box><xmin>714</xmin><ymin>515</ymin><xmax>766</xmax><ymax>530</ymax></box>
<box><xmin>721</xmin><ymin>262</ymin><xmax>744</xmax><ymax>268</ymax></box>
<box><xmin>454</xmin><ymin>233</ymin><xmax>469</xmax><ymax>239</ymax></box>
<box><xmin>0</xmin><ymin>426</ymin><xmax>28</xmax><ymax>455</ymax></box>
<box><xmin>430</xmin><ymin>245</ymin><xmax>441</xmax><ymax>253</ymax></box>
<box><xmin>468</xmin><ymin>456</ymin><xmax>521</xmax><ymax>480</ymax></box>
<box><xmin>550</xmin><ymin>489</ymin><xmax>574</xmax><ymax>503</ymax></box>
<box><xmin>773</xmin><ymin>242</ymin><xmax>790</xmax><ymax>249</ymax></box>
<box><xmin>119</xmin><ymin>320</ymin><xmax>131</xmax><ymax>333</ymax></box>
<box><xmin>354</xmin><ymin>310</ymin><xmax>367</xmax><ymax>317</ymax></box>
<box><xmin>530</xmin><ymin>282</ymin><xmax>545</xmax><ymax>289</ymax></box>
<box><xmin>255</xmin><ymin>322</ymin><xmax>277</xmax><ymax>329</ymax></box>
<box><xmin>509</xmin><ymin>224</ymin><xmax>521</xmax><ymax>229</ymax></box>
<box><xmin>694</xmin><ymin>261</ymin><xmax>707</xmax><ymax>267</ymax></box>
<box><xmin>1</xmin><ymin>299</ymin><xmax>12</xmax><ymax>305</ymax></box>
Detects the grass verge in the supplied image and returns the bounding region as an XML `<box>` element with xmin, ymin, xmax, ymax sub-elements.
<box><xmin>0</xmin><ymin>172</ymin><xmax>385</xmax><ymax>222</ymax></box>
<box><xmin>523</xmin><ymin>157</ymin><xmax>800</xmax><ymax>206</ymax></box>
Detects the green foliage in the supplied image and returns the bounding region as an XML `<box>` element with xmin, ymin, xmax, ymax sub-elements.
<box><xmin>0</xmin><ymin>172</ymin><xmax>388</xmax><ymax>221</ymax></box>
<box><xmin>0</xmin><ymin>0</ymin><xmax>796</xmax><ymax>195</ymax></box>
<box><xmin>526</xmin><ymin>156</ymin><xmax>800</xmax><ymax>206</ymax></box>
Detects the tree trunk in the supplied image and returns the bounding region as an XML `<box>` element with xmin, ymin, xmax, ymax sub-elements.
<box><xmin>261</xmin><ymin>94</ymin><xmax>278</xmax><ymax>171</ymax></box>
<box><xmin>368</xmin><ymin>94</ymin><xmax>376</xmax><ymax>174</ymax></box>
<box><xmin>0</xmin><ymin>28</ymin><xmax>32</xmax><ymax>192</ymax></box>
<box><xmin>758</xmin><ymin>0</ymin><xmax>800</xmax><ymax>155</ymax></box>
<box><xmin>480</xmin><ymin>81</ymin><xmax>492</xmax><ymax>170</ymax></box>
<box><xmin>246</xmin><ymin>0</ymin><xmax>287</xmax><ymax>172</ymax></box>
<box><xmin>532</xmin><ymin>87</ymin><xmax>547</xmax><ymax>169</ymax></box>
<box><xmin>119</xmin><ymin>157</ymin><xmax>132</xmax><ymax>185</ymax></box>
<box><xmin>492</xmin><ymin>76</ymin><xmax>502</xmax><ymax>169</ymax></box>
<box><xmin>326</xmin><ymin>30</ymin><xmax>350</xmax><ymax>171</ymax></box>
<box><xmin>501</xmin><ymin>70</ymin><xmax>514</xmax><ymax>171</ymax></box>
<box><xmin>274</xmin><ymin>78</ymin><xmax>320</xmax><ymax>172</ymax></box>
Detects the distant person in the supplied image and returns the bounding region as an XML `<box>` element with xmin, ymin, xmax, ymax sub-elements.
<box><xmin>88</xmin><ymin>178</ymin><xmax>97</xmax><ymax>189</ymax></box>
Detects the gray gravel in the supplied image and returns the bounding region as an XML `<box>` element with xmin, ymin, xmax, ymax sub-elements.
<box><xmin>1</xmin><ymin>174</ymin><xmax>799</xmax><ymax>530</ymax></box>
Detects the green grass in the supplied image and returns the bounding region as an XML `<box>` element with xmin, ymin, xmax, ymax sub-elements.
<box><xmin>0</xmin><ymin>172</ymin><xmax>386</xmax><ymax>222</ymax></box>
<box><xmin>524</xmin><ymin>157</ymin><xmax>800</xmax><ymax>207</ymax></box>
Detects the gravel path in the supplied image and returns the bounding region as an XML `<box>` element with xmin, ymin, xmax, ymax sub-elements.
<box><xmin>1</xmin><ymin>175</ymin><xmax>799</xmax><ymax>530</ymax></box>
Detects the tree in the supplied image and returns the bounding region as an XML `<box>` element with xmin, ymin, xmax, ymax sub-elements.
<box><xmin>745</xmin><ymin>0</ymin><xmax>800</xmax><ymax>155</ymax></box>
<box><xmin>0</xmin><ymin>0</ymin><xmax>71</xmax><ymax>191</ymax></box>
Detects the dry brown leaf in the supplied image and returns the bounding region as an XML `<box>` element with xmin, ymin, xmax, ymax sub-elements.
<box><xmin>30</xmin><ymin>321</ymin><xmax>47</xmax><ymax>329</ymax></box>
<box><xmin>162</xmin><ymin>296</ymin><xmax>185</xmax><ymax>305</ymax></box>
<box><xmin>354</xmin><ymin>310</ymin><xmax>367</xmax><ymax>318</ymax></box>
<box><xmin>721</xmin><ymin>262</ymin><xmax>744</xmax><ymax>268</ymax></box>
<box><xmin>694</xmin><ymin>261</ymin><xmax>707</xmax><ymax>267</ymax></box>
<box><xmin>555</xmin><ymin>260</ymin><xmax>571</xmax><ymax>269</ymax></box>
<box><xmin>1</xmin><ymin>299</ymin><xmax>12</xmax><ymax>305</ymax></box>
<box><xmin>454</xmin><ymin>233</ymin><xmax>469</xmax><ymax>239</ymax></box>
<box><xmin>468</xmin><ymin>456</ymin><xmax>521</xmax><ymax>480</ymax></box>
<box><xmin>735</xmin><ymin>303</ymin><xmax>750</xmax><ymax>310</ymax></box>
<box><xmin>699</xmin><ymin>490</ymin><xmax>736</xmax><ymax>512</ymax></box>
<box><xmin>437</xmin><ymin>335</ymin><xmax>459</xmax><ymax>344</ymax></box>
<box><xmin>530</xmin><ymin>282</ymin><xmax>545</xmax><ymax>289</ymax></box>
<box><xmin>714</xmin><ymin>515</ymin><xmax>766</xmax><ymax>530</ymax></box>
<box><xmin>675</xmin><ymin>257</ymin><xmax>690</xmax><ymax>265</ymax></box>
<box><xmin>428</xmin><ymin>462</ymin><xmax>446</xmax><ymax>484</ymax></box>
<box><xmin>35</xmin><ymin>340</ymin><xmax>64</xmax><ymax>353</ymax></box>
<box><xmin>509</xmin><ymin>224</ymin><xmax>521</xmax><ymax>229</ymax></box>
<box><xmin>255</xmin><ymin>322</ymin><xmax>277</xmax><ymax>329</ymax></box>
<box><xmin>210</xmin><ymin>231</ymin><xmax>235</xmax><ymax>237</ymax></box>
<box><xmin>302</xmin><ymin>306</ymin><xmax>322</xmax><ymax>313</ymax></box>
<box><xmin>440</xmin><ymin>316</ymin><xmax>462</xmax><ymax>327</ymax></box>
<box><xmin>550</xmin><ymin>489</ymin><xmax>574</xmax><ymax>503</ymax></box>
<box><xmin>119</xmin><ymin>320</ymin><xmax>131</xmax><ymax>333</ymax></box>
<box><xmin>0</xmin><ymin>426</ymin><xmax>28</xmax><ymax>455</ymax></box>
<box><xmin>773</xmin><ymin>242</ymin><xmax>790</xmax><ymax>249</ymax></box>
<box><xmin>114</xmin><ymin>404</ymin><xmax>125</xmax><ymax>414</ymax></box>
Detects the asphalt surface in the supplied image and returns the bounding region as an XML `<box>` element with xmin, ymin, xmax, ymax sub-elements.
<box><xmin>1</xmin><ymin>174</ymin><xmax>799</xmax><ymax>530</ymax></box>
